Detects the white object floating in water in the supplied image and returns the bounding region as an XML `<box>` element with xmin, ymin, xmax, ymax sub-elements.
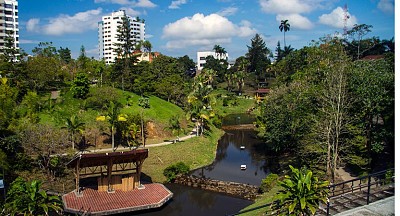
<box><xmin>241</xmin><ymin>165</ymin><xmax>247</xmax><ymax>170</ymax></box>
<box><xmin>240</xmin><ymin>146</ymin><xmax>245</xmax><ymax>150</ymax></box>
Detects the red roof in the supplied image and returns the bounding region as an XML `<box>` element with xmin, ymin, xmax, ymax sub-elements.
<box><xmin>63</xmin><ymin>183</ymin><xmax>173</xmax><ymax>215</ymax></box>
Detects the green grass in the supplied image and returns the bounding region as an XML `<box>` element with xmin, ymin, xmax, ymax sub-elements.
<box><xmin>142</xmin><ymin>125</ymin><xmax>224</xmax><ymax>183</ymax></box>
<box><xmin>238</xmin><ymin>186</ymin><xmax>281</xmax><ymax>216</ymax></box>
<box><xmin>38</xmin><ymin>87</ymin><xmax>186</xmax><ymax>130</ymax></box>
<box><xmin>212</xmin><ymin>89</ymin><xmax>256</xmax><ymax>116</ymax></box>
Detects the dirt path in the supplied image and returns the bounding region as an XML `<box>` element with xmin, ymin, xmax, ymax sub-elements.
<box><xmin>336</xmin><ymin>166</ymin><xmax>354</xmax><ymax>182</ymax></box>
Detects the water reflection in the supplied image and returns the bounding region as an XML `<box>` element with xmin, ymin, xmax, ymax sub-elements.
<box><xmin>190</xmin><ymin>113</ymin><xmax>282</xmax><ymax>186</ymax></box>
<box><xmin>126</xmin><ymin>184</ymin><xmax>252</xmax><ymax>216</ymax></box>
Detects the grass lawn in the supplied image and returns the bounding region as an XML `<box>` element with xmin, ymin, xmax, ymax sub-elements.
<box><xmin>238</xmin><ymin>186</ymin><xmax>281</xmax><ymax>216</ymax></box>
<box><xmin>142</xmin><ymin>125</ymin><xmax>224</xmax><ymax>183</ymax></box>
<box><xmin>212</xmin><ymin>89</ymin><xmax>256</xmax><ymax>116</ymax></box>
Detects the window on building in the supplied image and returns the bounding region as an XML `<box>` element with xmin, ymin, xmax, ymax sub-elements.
<box><xmin>4</xmin><ymin>4</ymin><xmax>12</xmax><ymax>9</ymax></box>
<box><xmin>200</xmin><ymin>57</ymin><xmax>206</xmax><ymax>60</ymax></box>
<box><xmin>4</xmin><ymin>11</ymin><xmax>12</xmax><ymax>15</ymax></box>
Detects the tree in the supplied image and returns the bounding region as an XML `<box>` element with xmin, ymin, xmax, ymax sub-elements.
<box><xmin>97</xmin><ymin>101</ymin><xmax>123</xmax><ymax>151</ymax></box>
<box><xmin>70</xmin><ymin>73</ymin><xmax>90</xmax><ymax>99</ymax></box>
<box><xmin>58</xmin><ymin>47</ymin><xmax>72</xmax><ymax>64</ymax></box>
<box><xmin>246</xmin><ymin>34</ymin><xmax>271</xmax><ymax>76</ymax></box>
<box><xmin>345</xmin><ymin>24</ymin><xmax>373</xmax><ymax>59</ymax></box>
<box><xmin>1</xmin><ymin>31</ymin><xmax>19</xmax><ymax>63</ymax></box>
<box><xmin>213</xmin><ymin>44</ymin><xmax>227</xmax><ymax>59</ymax></box>
<box><xmin>138</xmin><ymin>97</ymin><xmax>150</xmax><ymax>147</ymax></box>
<box><xmin>32</xmin><ymin>42</ymin><xmax>57</xmax><ymax>58</ymax></box>
<box><xmin>77</xmin><ymin>45</ymin><xmax>89</xmax><ymax>70</ymax></box>
<box><xmin>279</xmin><ymin>20</ymin><xmax>291</xmax><ymax>48</ymax></box>
<box><xmin>165</xmin><ymin>115</ymin><xmax>184</xmax><ymax>139</ymax></box>
<box><xmin>186</xmin><ymin>74</ymin><xmax>215</xmax><ymax>136</ymax></box>
<box><xmin>114</xmin><ymin>14</ymin><xmax>135</xmax><ymax>91</ymax></box>
<box><xmin>142</xmin><ymin>40</ymin><xmax>152</xmax><ymax>55</ymax></box>
<box><xmin>349</xmin><ymin>55</ymin><xmax>394</xmax><ymax>170</ymax></box>
<box><xmin>273</xmin><ymin>165</ymin><xmax>329</xmax><ymax>215</ymax></box>
<box><xmin>4</xmin><ymin>177</ymin><xmax>62</xmax><ymax>215</ymax></box>
<box><xmin>310</xmin><ymin>40</ymin><xmax>352</xmax><ymax>181</ymax></box>
<box><xmin>62</xmin><ymin>115</ymin><xmax>85</xmax><ymax>150</ymax></box>
<box><xmin>19</xmin><ymin>124</ymin><xmax>68</xmax><ymax>178</ymax></box>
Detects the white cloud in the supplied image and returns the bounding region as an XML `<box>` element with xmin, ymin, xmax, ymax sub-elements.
<box><xmin>136</xmin><ymin>0</ymin><xmax>156</xmax><ymax>8</ymax></box>
<box><xmin>19</xmin><ymin>39</ymin><xmax>41</xmax><ymax>44</ymax></box>
<box><xmin>277</xmin><ymin>14</ymin><xmax>313</xmax><ymax>30</ymax></box>
<box><xmin>27</xmin><ymin>8</ymin><xmax>103</xmax><ymax>36</ymax></box>
<box><xmin>169</xmin><ymin>0</ymin><xmax>187</xmax><ymax>9</ymax></box>
<box><xmin>217</xmin><ymin>7</ymin><xmax>238</xmax><ymax>16</ymax></box>
<box><xmin>319</xmin><ymin>7</ymin><xmax>357</xmax><ymax>29</ymax></box>
<box><xmin>119</xmin><ymin>7</ymin><xmax>141</xmax><ymax>17</ymax></box>
<box><xmin>94</xmin><ymin>0</ymin><xmax>156</xmax><ymax>7</ymax></box>
<box><xmin>259</xmin><ymin>0</ymin><xmax>313</xmax><ymax>14</ymax></box>
<box><xmin>162</xmin><ymin>13</ymin><xmax>256</xmax><ymax>49</ymax></box>
<box><xmin>26</xmin><ymin>18</ymin><xmax>40</xmax><ymax>32</ymax></box>
<box><xmin>377</xmin><ymin>0</ymin><xmax>394</xmax><ymax>14</ymax></box>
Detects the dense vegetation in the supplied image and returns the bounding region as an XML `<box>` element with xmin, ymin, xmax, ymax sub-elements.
<box><xmin>0</xmin><ymin>22</ymin><xmax>394</xmax><ymax>215</ymax></box>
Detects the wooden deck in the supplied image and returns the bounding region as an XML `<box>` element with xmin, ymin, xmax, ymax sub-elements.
<box><xmin>62</xmin><ymin>183</ymin><xmax>173</xmax><ymax>215</ymax></box>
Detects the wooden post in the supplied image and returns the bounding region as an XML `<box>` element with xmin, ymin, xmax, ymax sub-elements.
<box><xmin>76</xmin><ymin>158</ymin><xmax>80</xmax><ymax>194</ymax></box>
<box><xmin>107</xmin><ymin>159</ymin><xmax>113</xmax><ymax>192</ymax></box>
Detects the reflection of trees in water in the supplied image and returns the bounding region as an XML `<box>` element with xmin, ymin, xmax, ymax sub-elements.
<box><xmin>186</xmin><ymin>186</ymin><xmax>217</xmax><ymax>210</ymax></box>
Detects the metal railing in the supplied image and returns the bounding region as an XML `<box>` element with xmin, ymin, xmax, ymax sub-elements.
<box><xmin>230</xmin><ymin>168</ymin><xmax>394</xmax><ymax>216</ymax></box>
<box><xmin>325</xmin><ymin>168</ymin><xmax>394</xmax><ymax>215</ymax></box>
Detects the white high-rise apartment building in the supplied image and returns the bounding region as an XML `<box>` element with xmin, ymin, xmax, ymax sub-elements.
<box><xmin>98</xmin><ymin>10</ymin><xmax>145</xmax><ymax>64</ymax></box>
<box><xmin>0</xmin><ymin>0</ymin><xmax>19</xmax><ymax>53</ymax></box>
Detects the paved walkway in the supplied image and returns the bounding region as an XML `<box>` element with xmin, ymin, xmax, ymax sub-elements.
<box><xmin>80</xmin><ymin>127</ymin><xmax>198</xmax><ymax>154</ymax></box>
<box><xmin>335</xmin><ymin>196</ymin><xmax>395</xmax><ymax>216</ymax></box>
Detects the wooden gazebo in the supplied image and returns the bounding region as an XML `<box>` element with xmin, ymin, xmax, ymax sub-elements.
<box><xmin>66</xmin><ymin>149</ymin><xmax>148</xmax><ymax>194</ymax></box>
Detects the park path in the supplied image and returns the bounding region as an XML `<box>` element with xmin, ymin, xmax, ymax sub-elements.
<box><xmin>79</xmin><ymin>127</ymin><xmax>198</xmax><ymax>154</ymax></box>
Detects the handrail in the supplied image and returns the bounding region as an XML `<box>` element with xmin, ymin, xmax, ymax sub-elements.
<box><xmin>325</xmin><ymin>168</ymin><xmax>394</xmax><ymax>215</ymax></box>
<box><xmin>229</xmin><ymin>168</ymin><xmax>394</xmax><ymax>216</ymax></box>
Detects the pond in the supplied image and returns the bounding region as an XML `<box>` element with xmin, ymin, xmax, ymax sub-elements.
<box><xmin>129</xmin><ymin>113</ymin><xmax>275</xmax><ymax>215</ymax></box>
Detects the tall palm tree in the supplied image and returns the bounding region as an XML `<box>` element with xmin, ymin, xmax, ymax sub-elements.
<box><xmin>213</xmin><ymin>44</ymin><xmax>226</xmax><ymax>59</ymax></box>
<box><xmin>138</xmin><ymin>97</ymin><xmax>150</xmax><ymax>147</ymax></box>
<box><xmin>279</xmin><ymin>20</ymin><xmax>291</xmax><ymax>47</ymax></box>
<box><xmin>97</xmin><ymin>102</ymin><xmax>122</xmax><ymax>151</ymax></box>
<box><xmin>63</xmin><ymin>115</ymin><xmax>85</xmax><ymax>150</ymax></box>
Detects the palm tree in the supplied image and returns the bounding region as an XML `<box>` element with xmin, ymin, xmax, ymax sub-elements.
<box><xmin>97</xmin><ymin>101</ymin><xmax>122</xmax><ymax>151</ymax></box>
<box><xmin>63</xmin><ymin>115</ymin><xmax>85</xmax><ymax>150</ymax></box>
<box><xmin>279</xmin><ymin>20</ymin><xmax>291</xmax><ymax>48</ymax></box>
<box><xmin>273</xmin><ymin>165</ymin><xmax>329</xmax><ymax>215</ymax></box>
<box><xmin>138</xmin><ymin>97</ymin><xmax>150</xmax><ymax>147</ymax></box>
<box><xmin>213</xmin><ymin>44</ymin><xmax>227</xmax><ymax>59</ymax></box>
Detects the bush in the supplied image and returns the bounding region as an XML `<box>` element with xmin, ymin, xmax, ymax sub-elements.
<box><xmin>163</xmin><ymin>162</ymin><xmax>190</xmax><ymax>182</ymax></box>
<box><xmin>85</xmin><ymin>86</ymin><xmax>121</xmax><ymax>110</ymax></box>
<box><xmin>260</xmin><ymin>173</ymin><xmax>279</xmax><ymax>193</ymax></box>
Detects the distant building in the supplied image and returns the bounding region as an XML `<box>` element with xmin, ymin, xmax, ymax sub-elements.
<box><xmin>0</xmin><ymin>0</ymin><xmax>19</xmax><ymax>54</ymax></box>
<box><xmin>98</xmin><ymin>10</ymin><xmax>145</xmax><ymax>64</ymax></box>
<box><xmin>196</xmin><ymin>51</ymin><xmax>229</xmax><ymax>71</ymax></box>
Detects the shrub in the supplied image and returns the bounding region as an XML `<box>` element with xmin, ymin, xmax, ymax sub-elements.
<box><xmin>260</xmin><ymin>173</ymin><xmax>279</xmax><ymax>193</ymax></box>
<box><xmin>163</xmin><ymin>162</ymin><xmax>190</xmax><ymax>182</ymax></box>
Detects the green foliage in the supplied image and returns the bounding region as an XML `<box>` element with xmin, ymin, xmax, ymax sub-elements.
<box><xmin>71</xmin><ymin>73</ymin><xmax>90</xmax><ymax>99</ymax></box>
<box><xmin>85</xmin><ymin>86</ymin><xmax>122</xmax><ymax>110</ymax></box>
<box><xmin>163</xmin><ymin>162</ymin><xmax>190</xmax><ymax>182</ymax></box>
<box><xmin>246</xmin><ymin>33</ymin><xmax>271</xmax><ymax>75</ymax></box>
<box><xmin>260</xmin><ymin>173</ymin><xmax>279</xmax><ymax>193</ymax></box>
<box><xmin>4</xmin><ymin>177</ymin><xmax>62</xmax><ymax>215</ymax></box>
<box><xmin>273</xmin><ymin>165</ymin><xmax>329</xmax><ymax>215</ymax></box>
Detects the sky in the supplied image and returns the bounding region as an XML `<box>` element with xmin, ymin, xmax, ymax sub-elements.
<box><xmin>19</xmin><ymin>0</ymin><xmax>395</xmax><ymax>61</ymax></box>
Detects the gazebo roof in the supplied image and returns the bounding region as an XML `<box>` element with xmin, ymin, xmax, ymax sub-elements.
<box><xmin>66</xmin><ymin>149</ymin><xmax>148</xmax><ymax>169</ymax></box>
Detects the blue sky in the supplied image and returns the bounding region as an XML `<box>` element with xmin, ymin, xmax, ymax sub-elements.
<box><xmin>19</xmin><ymin>0</ymin><xmax>395</xmax><ymax>61</ymax></box>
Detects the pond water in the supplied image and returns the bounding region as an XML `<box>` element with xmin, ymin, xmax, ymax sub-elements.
<box><xmin>127</xmin><ymin>184</ymin><xmax>252</xmax><ymax>216</ymax></box>
<box><xmin>129</xmin><ymin>114</ymin><xmax>274</xmax><ymax>215</ymax></box>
